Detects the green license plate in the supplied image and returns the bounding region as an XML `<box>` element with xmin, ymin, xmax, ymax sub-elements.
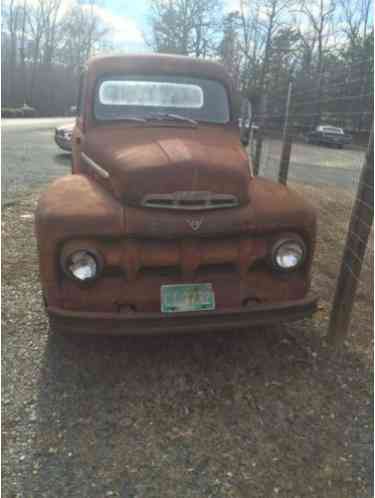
<box><xmin>161</xmin><ymin>283</ymin><xmax>215</xmax><ymax>313</ymax></box>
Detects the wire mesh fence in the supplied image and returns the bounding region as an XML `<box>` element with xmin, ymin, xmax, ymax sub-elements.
<box><xmin>251</xmin><ymin>56</ymin><xmax>374</xmax><ymax>348</ymax></box>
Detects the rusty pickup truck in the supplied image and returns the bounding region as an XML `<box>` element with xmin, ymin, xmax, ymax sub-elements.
<box><xmin>35</xmin><ymin>54</ymin><xmax>317</xmax><ymax>335</ymax></box>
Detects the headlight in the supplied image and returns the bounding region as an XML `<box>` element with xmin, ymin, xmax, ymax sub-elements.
<box><xmin>272</xmin><ymin>237</ymin><xmax>305</xmax><ymax>271</ymax></box>
<box><xmin>62</xmin><ymin>250</ymin><xmax>101</xmax><ymax>282</ymax></box>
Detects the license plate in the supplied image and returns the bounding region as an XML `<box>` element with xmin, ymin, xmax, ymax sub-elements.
<box><xmin>161</xmin><ymin>283</ymin><xmax>215</xmax><ymax>313</ymax></box>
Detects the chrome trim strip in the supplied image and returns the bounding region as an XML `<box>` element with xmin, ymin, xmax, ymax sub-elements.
<box><xmin>81</xmin><ymin>152</ymin><xmax>110</xmax><ymax>179</ymax></box>
<box><xmin>141</xmin><ymin>192</ymin><xmax>239</xmax><ymax>210</ymax></box>
<box><xmin>142</xmin><ymin>202</ymin><xmax>239</xmax><ymax>210</ymax></box>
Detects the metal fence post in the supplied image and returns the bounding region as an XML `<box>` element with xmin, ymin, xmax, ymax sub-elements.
<box><xmin>253</xmin><ymin>131</ymin><xmax>263</xmax><ymax>176</ymax></box>
<box><xmin>327</xmin><ymin>129</ymin><xmax>374</xmax><ymax>346</ymax></box>
<box><xmin>253</xmin><ymin>94</ymin><xmax>267</xmax><ymax>176</ymax></box>
<box><xmin>279</xmin><ymin>82</ymin><xmax>293</xmax><ymax>185</ymax></box>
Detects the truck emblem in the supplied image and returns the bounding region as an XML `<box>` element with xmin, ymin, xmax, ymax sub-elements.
<box><xmin>186</xmin><ymin>218</ymin><xmax>203</xmax><ymax>231</ymax></box>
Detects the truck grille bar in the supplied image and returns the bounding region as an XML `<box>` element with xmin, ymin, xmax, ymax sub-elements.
<box><xmin>141</xmin><ymin>191</ymin><xmax>239</xmax><ymax>210</ymax></box>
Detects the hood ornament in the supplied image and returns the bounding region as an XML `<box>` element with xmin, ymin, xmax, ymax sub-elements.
<box><xmin>186</xmin><ymin>218</ymin><xmax>203</xmax><ymax>231</ymax></box>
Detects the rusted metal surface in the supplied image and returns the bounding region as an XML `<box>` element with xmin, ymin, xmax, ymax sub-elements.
<box><xmin>36</xmin><ymin>175</ymin><xmax>316</xmax><ymax>240</ymax></box>
<box><xmin>35</xmin><ymin>174</ymin><xmax>316</xmax><ymax>317</ymax></box>
<box><xmin>47</xmin><ymin>294</ymin><xmax>318</xmax><ymax>335</ymax></box>
<box><xmin>35</xmin><ymin>54</ymin><xmax>318</xmax><ymax>335</ymax></box>
<box><xmin>81</xmin><ymin>126</ymin><xmax>251</xmax><ymax>206</ymax></box>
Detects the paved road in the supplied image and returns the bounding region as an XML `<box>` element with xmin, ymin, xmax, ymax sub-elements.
<box><xmin>260</xmin><ymin>157</ymin><xmax>362</xmax><ymax>190</ymax></box>
<box><xmin>2</xmin><ymin>119</ymin><xmax>365</xmax><ymax>204</ymax></box>
<box><xmin>2</xmin><ymin>118</ymin><xmax>73</xmax><ymax>203</ymax></box>
<box><xmin>257</xmin><ymin>138</ymin><xmax>364</xmax><ymax>190</ymax></box>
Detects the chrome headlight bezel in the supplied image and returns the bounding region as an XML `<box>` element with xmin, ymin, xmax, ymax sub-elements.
<box><xmin>271</xmin><ymin>236</ymin><xmax>306</xmax><ymax>272</ymax></box>
<box><xmin>60</xmin><ymin>248</ymin><xmax>103</xmax><ymax>283</ymax></box>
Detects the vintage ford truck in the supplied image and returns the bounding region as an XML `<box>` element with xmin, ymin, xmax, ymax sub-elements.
<box><xmin>35</xmin><ymin>54</ymin><xmax>317</xmax><ymax>335</ymax></box>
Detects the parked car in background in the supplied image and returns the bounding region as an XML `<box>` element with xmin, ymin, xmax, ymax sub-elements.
<box><xmin>305</xmin><ymin>125</ymin><xmax>352</xmax><ymax>148</ymax></box>
<box><xmin>36</xmin><ymin>54</ymin><xmax>317</xmax><ymax>336</ymax></box>
<box><xmin>54</xmin><ymin>122</ymin><xmax>74</xmax><ymax>151</ymax></box>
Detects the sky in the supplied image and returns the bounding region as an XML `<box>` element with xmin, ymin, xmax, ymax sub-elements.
<box><xmin>85</xmin><ymin>0</ymin><xmax>240</xmax><ymax>53</ymax></box>
<box><xmin>87</xmin><ymin>0</ymin><xmax>370</xmax><ymax>54</ymax></box>
<box><xmin>97</xmin><ymin>0</ymin><xmax>150</xmax><ymax>52</ymax></box>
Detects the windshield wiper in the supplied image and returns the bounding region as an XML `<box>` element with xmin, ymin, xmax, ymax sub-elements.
<box><xmin>146</xmin><ymin>112</ymin><xmax>198</xmax><ymax>126</ymax></box>
<box><xmin>105</xmin><ymin>114</ymin><xmax>147</xmax><ymax>123</ymax></box>
<box><xmin>119</xmin><ymin>116</ymin><xmax>147</xmax><ymax>122</ymax></box>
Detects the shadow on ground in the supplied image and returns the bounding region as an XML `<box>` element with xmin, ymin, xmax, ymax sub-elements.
<box><xmin>22</xmin><ymin>323</ymin><xmax>373</xmax><ymax>498</ymax></box>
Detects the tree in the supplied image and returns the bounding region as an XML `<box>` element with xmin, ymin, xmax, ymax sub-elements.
<box><xmin>148</xmin><ymin>0</ymin><xmax>222</xmax><ymax>57</ymax></box>
<box><xmin>1</xmin><ymin>0</ymin><xmax>113</xmax><ymax>114</ymax></box>
<box><xmin>339</xmin><ymin>0</ymin><xmax>373</xmax><ymax>130</ymax></box>
<box><xmin>217</xmin><ymin>12</ymin><xmax>242</xmax><ymax>88</ymax></box>
<box><xmin>298</xmin><ymin>0</ymin><xmax>336</xmax><ymax>125</ymax></box>
<box><xmin>59</xmin><ymin>2</ymin><xmax>111</xmax><ymax>70</ymax></box>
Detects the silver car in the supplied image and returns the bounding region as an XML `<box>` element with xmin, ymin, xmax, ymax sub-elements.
<box><xmin>54</xmin><ymin>123</ymin><xmax>74</xmax><ymax>151</ymax></box>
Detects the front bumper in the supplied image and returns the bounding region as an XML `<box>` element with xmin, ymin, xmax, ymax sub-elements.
<box><xmin>47</xmin><ymin>293</ymin><xmax>318</xmax><ymax>335</ymax></box>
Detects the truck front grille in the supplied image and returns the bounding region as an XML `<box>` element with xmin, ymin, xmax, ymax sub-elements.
<box><xmin>81</xmin><ymin>236</ymin><xmax>269</xmax><ymax>282</ymax></box>
<box><xmin>141</xmin><ymin>191</ymin><xmax>239</xmax><ymax>210</ymax></box>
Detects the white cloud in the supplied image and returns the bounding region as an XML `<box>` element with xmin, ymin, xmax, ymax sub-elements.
<box><xmin>82</xmin><ymin>5</ymin><xmax>144</xmax><ymax>45</ymax></box>
<box><xmin>224</xmin><ymin>0</ymin><xmax>240</xmax><ymax>13</ymax></box>
<box><xmin>15</xmin><ymin>0</ymin><xmax>145</xmax><ymax>47</ymax></box>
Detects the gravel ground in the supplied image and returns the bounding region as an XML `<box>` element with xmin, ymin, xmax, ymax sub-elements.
<box><xmin>2</xmin><ymin>184</ymin><xmax>373</xmax><ymax>498</ymax></box>
<box><xmin>2</xmin><ymin>120</ymin><xmax>373</xmax><ymax>496</ymax></box>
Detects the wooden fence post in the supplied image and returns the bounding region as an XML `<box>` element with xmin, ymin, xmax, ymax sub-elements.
<box><xmin>327</xmin><ymin>129</ymin><xmax>374</xmax><ymax>346</ymax></box>
<box><xmin>279</xmin><ymin>82</ymin><xmax>293</xmax><ymax>185</ymax></box>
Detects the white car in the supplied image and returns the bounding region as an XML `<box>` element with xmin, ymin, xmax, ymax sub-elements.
<box><xmin>305</xmin><ymin>125</ymin><xmax>352</xmax><ymax>148</ymax></box>
<box><xmin>54</xmin><ymin>122</ymin><xmax>74</xmax><ymax>151</ymax></box>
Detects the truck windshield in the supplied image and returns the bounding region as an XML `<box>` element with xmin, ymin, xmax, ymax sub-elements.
<box><xmin>94</xmin><ymin>75</ymin><xmax>230</xmax><ymax>124</ymax></box>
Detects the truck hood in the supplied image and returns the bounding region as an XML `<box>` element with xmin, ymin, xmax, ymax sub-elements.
<box><xmin>83</xmin><ymin>125</ymin><xmax>251</xmax><ymax>207</ymax></box>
